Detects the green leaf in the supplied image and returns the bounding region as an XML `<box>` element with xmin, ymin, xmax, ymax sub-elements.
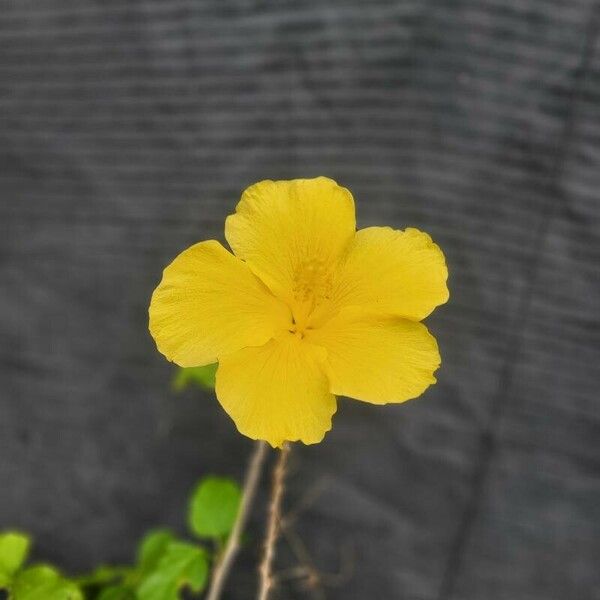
<box><xmin>0</xmin><ymin>571</ymin><xmax>11</xmax><ymax>589</ymax></box>
<box><xmin>172</xmin><ymin>365</ymin><xmax>217</xmax><ymax>392</ymax></box>
<box><xmin>75</xmin><ymin>565</ymin><xmax>134</xmax><ymax>587</ymax></box>
<box><xmin>97</xmin><ymin>584</ymin><xmax>135</xmax><ymax>600</ymax></box>
<box><xmin>137</xmin><ymin>530</ymin><xmax>174</xmax><ymax>575</ymax></box>
<box><xmin>188</xmin><ymin>477</ymin><xmax>242</xmax><ymax>539</ymax></box>
<box><xmin>136</xmin><ymin>542</ymin><xmax>208</xmax><ymax>600</ymax></box>
<box><xmin>12</xmin><ymin>565</ymin><xmax>83</xmax><ymax>600</ymax></box>
<box><xmin>0</xmin><ymin>531</ymin><xmax>31</xmax><ymax>579</ymax></box>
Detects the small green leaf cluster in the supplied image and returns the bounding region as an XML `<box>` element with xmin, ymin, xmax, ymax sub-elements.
<box><xmin>0</xmin><ymin>476</ymin><xmax>242</xmax><ymax>600</ymax></box>
<box><xmin>0</xmin><ymin>531</ymin><xmax>82</xmax><ymax>600</ymax></box>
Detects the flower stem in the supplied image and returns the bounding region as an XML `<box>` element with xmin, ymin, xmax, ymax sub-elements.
<box><xmin>206</xmin><ymin>440</ymin><xmax>268</xmax><ymax>600</ymax></box>
<box><xmin>258</xmin><ymin>442</ymin><xmax>291</xmax><ymax>600</ymax></box>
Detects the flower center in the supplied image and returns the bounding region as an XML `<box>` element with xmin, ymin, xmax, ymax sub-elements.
<box><xmin>288</xmin><ymin>257</ymin><xmax>333</xmax><ymax>335</ymax></box>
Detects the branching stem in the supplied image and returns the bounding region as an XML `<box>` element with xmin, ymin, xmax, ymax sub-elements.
<box><xmin>206</xmin><ymin>440</ymin><xmax>268</xmax><ymax>600</ymax></box>
<box><xmin>258</xmin><ymin>442</ymin><xmax>291</xmax><ymax>600</ymax></box>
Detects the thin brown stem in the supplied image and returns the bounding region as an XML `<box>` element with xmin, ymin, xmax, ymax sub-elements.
<box><xmin>258</xmin><ymin>442</ymin><xmax>291</xmax><ymax>600</ymax></box>
<box><xmin>206</xmin><ymin>441</ymin><xmax>268</xmax><ymax>600</ymax></box>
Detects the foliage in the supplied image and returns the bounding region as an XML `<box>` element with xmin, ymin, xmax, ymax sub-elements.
<box><xmin>188</xmin><ymin>477</ymin><xmax>242</xmax><ymax>539</ymax></box>
<box><xmin>0</xmin><ymin>476</ymin><xmax>242</xmax><ymax>600</ymax></box>
<box><xmin>0</xmin><ymin>532</ymin><xmax>30</xmax><ymax>585</ymax></box>
<box><xmin>172</xmin><ymin>365</ymin><xmax>217</xmax><ymax>392</ymax></box>
<box><xmin>12</xmin><ymin>565</ymin><xmax>83</xmax><ymax>600</ymax></box>
<box><xmin>0</xmin><ymin>532</ymin><xmax>82</xmax><ymax>599</ymax></box>
<box><xmin>136</xmin><ymin>542</ymin><xmax>208</xmax><ymax>600</ymax></box>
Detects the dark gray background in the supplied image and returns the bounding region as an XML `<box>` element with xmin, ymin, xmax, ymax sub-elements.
<box><xmin>1</xmin><ymin>1</ymin><xmax>599</xmax><ymax>599</ymax></box>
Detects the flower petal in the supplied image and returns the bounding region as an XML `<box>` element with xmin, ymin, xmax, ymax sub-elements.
<box><xmin>215</xmin><ymin>335</ymin><xmax>337</xmax><ymax>447</ymax></box>
<box><xmin>149</xmin><ymin>240</ymin><xmax>290</xmax><ymax>367</ymax></box>
<box><xmin>306</xmin><ymin>308</ymin><xmax>441</xmax><ymax>404</ymax></box>
<box><xmin>225</xmin><ymin>177</ymin><xmax>356</xmax><ymax>305</ymax></box>
<box><xmin>332</xmin><ymin>227</ymin><xmax>449</xmax><ymax>321</ymax></box>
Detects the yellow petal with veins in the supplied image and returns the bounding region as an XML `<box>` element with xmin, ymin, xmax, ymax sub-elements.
<box><xmin>215</xmin><ymin>334</ymin><xmax>337</xmax><ymax>447</ymax></box>
<box><xmin>149</xmin><ymin>240</ymin><xmax>290</xmax><ymax>367</ymax></box>
<box><xmin>332</xmin><ymin>227</ymin><xmax>449</xmax><ymax>321</ymax></box>
<box><xmin>225</xmin><ymin>177</ymin><xmax>356</xmax><ymax>324</ymax></box>
<box><xmin>306</xmin><ymin>308</ymin><xmax>441</xmax><ymax>404</ymax></box>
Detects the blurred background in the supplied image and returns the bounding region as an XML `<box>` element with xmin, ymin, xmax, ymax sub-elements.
<box><xmin>1</xmin><ymin>1</ymin><xmax>600</xmax><ymax>598</ymax></box>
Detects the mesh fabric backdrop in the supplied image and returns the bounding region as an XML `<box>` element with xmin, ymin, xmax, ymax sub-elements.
<box><xmin>1</xmin><ymin>1</ymin><xmax>599</xmax><ymax>599</ymax></box>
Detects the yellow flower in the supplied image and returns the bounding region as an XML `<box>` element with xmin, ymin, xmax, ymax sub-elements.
<box><xmin>149</xmin><ymin>177</ymin><xmax>449</xmax><ymax>447</ymax></box>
